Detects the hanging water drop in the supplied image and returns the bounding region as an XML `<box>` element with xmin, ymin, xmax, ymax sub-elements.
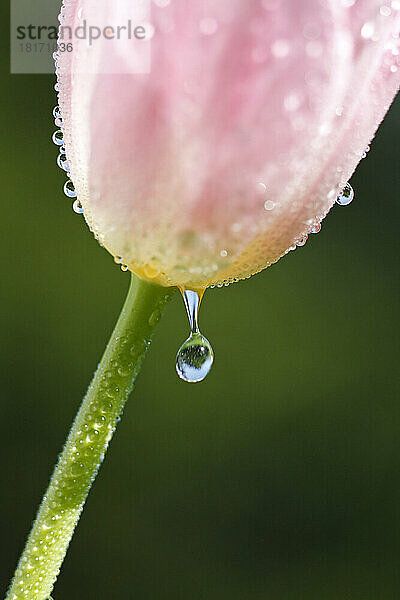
<box><xmin>64</xmin><ymin>180</ymin><xmax>77</xmax><ymax>198</ymax></box>
<box><xmin>176</xmin><ymin>289</ymin><xmax>214</xmax><ymax>383</ymax></box>
<box><xmin>53</xmin><ymin>106</ymin><xmax>61</xmax><ymax>119</ymax></box>
<box><xmin>336</xmin><ymin>183</ymin><xmax>354</xmax><ymax>206</ymax></box>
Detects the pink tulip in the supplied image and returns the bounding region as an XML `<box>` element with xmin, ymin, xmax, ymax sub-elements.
<box><xmin>56</xmin><ymin>0</ymin><xmax>399</xmax><ymax>289</ymax></box>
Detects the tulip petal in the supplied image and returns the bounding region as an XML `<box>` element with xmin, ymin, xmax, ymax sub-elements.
<box><xmin>57</xmin><ymin>0</ymin><xmax>399</xmax><ymax>287</ymax></box>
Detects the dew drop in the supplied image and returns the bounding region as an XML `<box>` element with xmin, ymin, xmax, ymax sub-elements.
<box><xmin>57</xmin><ymin>153</ymin><xmax>70</xmax><ymax>172</ymax></box>
<box><xmin>199</xmin><ymin>17</ymin><xmax>218</xmax><ymax>36</ymax></box>
<box><xmin>120</xmin><ymin>264</ymin><xmax>129</xmax><ymax>272</ymax></box>
<box><xmin>72</xmin><ymin>199</ymin><xmax>84</xmax><ymax>214</ymax></box>
<box><xmin>264</xmin><ymin>200</ymin><xmax>275</xmax><ymax>211</ymax></box>
<box><xmin>311</xmin><ymin>223</ymin><xmax>322</xmax><ymax>234</ymax></box>
<box><xmin>64</xmin><ymin>180</ymin><xmax>77</xmax><ymax>198</ymax></box>
<box><xmin>297</xmin><ymin>235</ymin><xmax>308</xmax><ymax>247</ymax></box>
<box><xmin>52</xmin><ymin>130</ymin><xmax>64</xmax><ymax>146</ymax></box>
<box><xmin>176</xmin><ymin>289</ymin><xmax>214</xmax><ymax>383</ymax></box>
<box><xmin>336</xmin><ymin>183</ymin><xmax>354</xmax><ymax>206</ymax></box>
<box><xmin>53</xmin><ymin>106</ymin><xmax>61</xmax><ymax>119</ymax></box>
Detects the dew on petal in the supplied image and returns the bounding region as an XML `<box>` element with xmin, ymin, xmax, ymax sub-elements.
<box><xmin>57</xmin><ymin>154</ymin><xmax>70</xmax><ymax>172</ymax></box>
<box><xmin>336</xmin><ymin>183</ymin><xmax>354</xmax><ymax>206</ymax></box>
<box><xmin>380</xmin><ymin>5</ymin><xmax>392</xmax><ymax>16</ymax></box>
<box><xmin>64</xmin><ymin>180</ymin><xmax>77</xmax><ymax>198</ymax></box>
<box><xmin>264</xmin><ymin>200</ymin><xmax>275</xmax><ymax>211</ymax></box>
<box><xmin>52</xmin><ymin>130</ymin><xmax>64</xmax><ymax>146</ymax></box>
<box><xmin>73</xmin><ymin>199</ymin><xmax>84</xmax><ymax>214</ymax></box>
<box><xmin>271</xmin><ymin>39</ymin><xmax>290</xmax><ymax>58</ymax></box>
<box><xmin>361</xmin><ymin>22</ymin><xmax>375</xmax><ymax>40</ymax></box>
<box><xmin>199</xmin><ymin>17</ymin><xmax>218</xmax><ymax>36</ymax></box>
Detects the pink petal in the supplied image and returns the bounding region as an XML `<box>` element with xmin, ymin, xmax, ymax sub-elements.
<box><xmin>57</xmin><ymin>0</ymin><xmax>400</xmax><ymax>288</ymax></box>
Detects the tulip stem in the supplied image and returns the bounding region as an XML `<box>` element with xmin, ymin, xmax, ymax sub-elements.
<box><xmin>6</xmin><ymin>274</ymin><xmax>175</xmax><ymax>600</ymax></box>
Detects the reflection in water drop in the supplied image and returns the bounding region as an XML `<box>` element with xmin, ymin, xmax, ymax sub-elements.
<box><xmin>64</xmin><ymin>180</ymin><xmax>77</xmax><ymax>198</ymax></box>
<box><xmin>176</xmin><ymin>289</ymin><xmax>214</xmax><ymax>383</ymax></box>
<box><xmin>57</xmin><ymin>153</ymin><xmax>70</xmax><ymax>172</ymax></box>
<box><xmin>336</xmin><ymin>183</ymin><xmax>354</xmax><ymax>206</ymax></box>
<box><xmin>52</xmin><ymin>130</ymin><xmax>64</xmax><ymax>146</ymax></box>
<box><xmin>72</xmin><ymin>199</ymin><xmax>84</xmax><ymax>214</ymax></box>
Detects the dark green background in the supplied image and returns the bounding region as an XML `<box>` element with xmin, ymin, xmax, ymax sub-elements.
<box><xmin>1</xmin><ymin>7</ymin><xmax>399</xmax><ymax>599</ymax></box>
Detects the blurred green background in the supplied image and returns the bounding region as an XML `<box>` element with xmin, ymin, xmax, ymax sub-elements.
<box><xmin>1</xmin><ymin>6</ymin><xmax>400</xmax><ymax>599</ymax></box>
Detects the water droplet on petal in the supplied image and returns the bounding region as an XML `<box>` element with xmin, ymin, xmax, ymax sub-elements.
<box><xmin>52</xmin><ymin>130</ymin><xmax>64</xmax><ymax>146</ymax></box>
<box><xmin>53</xmin><ymin>106</ymin><xmax>61</xmax><ymax>119</ymax></box>
<box><xmin>64</xmin><ymin>180</ymin><xmax>77</xmax><ymax>198</ymax></box>
<box><xmin>72</xmin><ymin>199</ymin><xmax>83</xmax><ymax>214</ymax></box>
<box><xmin>311</xmin><ymin>223</ymin><xmax>322</xmax><ymax>234</ymax></box>
<box><xmin>57</xmin><ymin>153</ymin><xmax>70</xmax><ymax>172</ymax></box>
<box><xmin>199</xmin><ymin>17</ymin><xmax>218</xmax><ymax>36</ymax></box>
<box><xmin>297</xmin><ymin>235</ymin><xmax>308</xmax><ymax>247</ymax></box>
<box><xmin>336</xmin><ymin>183</ymin><xmax>354</xmax><ymax>206</ymax></box>
<box><xmin>264</xmin><ymin>200</ymin><xmax>275</xmax><ymax>211</ymax></box>
<box><xmin>120</xmin><ymin>264</ymin><xmax>129</xmax><ymax>272</ymax></box>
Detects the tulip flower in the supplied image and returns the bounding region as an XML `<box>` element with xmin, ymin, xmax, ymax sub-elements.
<box><xmin>6</xmin><ymin>1</ymin><xmax>399</xmax><ymax>599</ymax></box>
<box><xmin>55</xmin><ymin>0</ymin><xmax>399</xmax><ymax>290</ymax></box>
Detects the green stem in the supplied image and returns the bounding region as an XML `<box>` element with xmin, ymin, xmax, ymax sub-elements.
<box><xmin>6</xmin><ymin>275</ymin><xmax>175</xmax><ymax>600</ymax></box>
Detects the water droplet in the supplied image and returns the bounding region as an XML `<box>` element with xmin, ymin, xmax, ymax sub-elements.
<box><xmin>72</xmin><ymin>199</ymin><xmax>83</xmax><ymax>214</ymax></box>
<box><xmin>199</xmin><ymin>17</ymin><xmax>218</xmax><ymax>36</ymax></box>
<box><xmin>120</xmin><ymin>264</ymin><xmax>129</xmax><ymax>272</ymax></box>
<box><xmin>149</xmin><ymin>309</ymin><xmax>161</xmax><ymax>327</ymax></box>
<box><xmin>297</xmin><ymin>235</ymin><xmax>308</xmax><ymax>247</ymax></box>
<box><xmin>311</xmin><ymin>223</ymin><xmax>322</xmax><ymax>234</ymax></box>
<box><xmin>336</xmin><ymin>183</ymin><xmax>354</xmax><ymax>206</ymax></box>
<box><xmin>64</xmin><ymin>180</ymin><xmax>77</xmax><ymax>198</ymax></box>
<box><xmin>57</xmin><ymin>153</ymin><xmax>70</xmax><ymax>172</ymax></box>
<box><xmin>176</xmin><ymin>289</ymin><xmax>214</xmax><ymax>383</ymax></box>
<box><xmin>264</xmin><ymin>200</ymin><xmax>275</xmax><ymax>211</ymax></box>
<box><xmin>52</xmin><ymin>130</ymin><xmax>64</xmax><ymax>146</ymax></box>
<box><xmin>53</xmin><ymin>106</ymin><xmax>61</xmax><ymax>119</ymax></box>
<box><xmin>271</xmin><ymin>39</ymin><xmax>290</xmax><ymax>58</ymax></box>
<box><xmin>54</xmin><ymin>116</ymin><xmax>63</xmax><ymax>127</ymax></box>
<box><xmin>361</xmin><ymin>22</ymin><xmax>375</xmax><ymax>40</ymax></box>
<box><xmin>380</xmin><ymin>5</ymin><xmax>392</xmax><ymax>16</ymax></box>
